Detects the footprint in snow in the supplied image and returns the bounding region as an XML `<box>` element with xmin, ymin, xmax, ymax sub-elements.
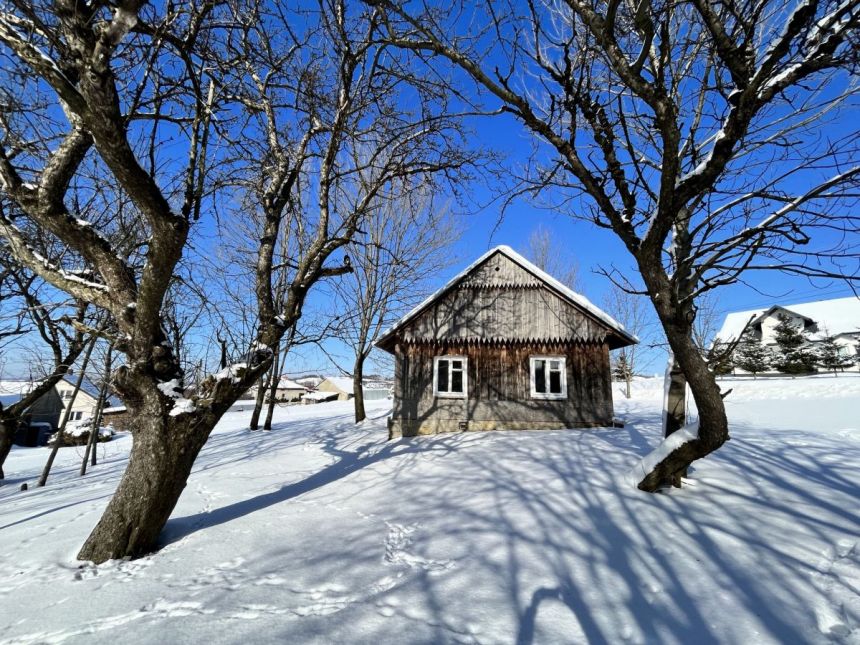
<box><xmin>383</xmin><ymin>522</ymin><xmax>455</xmax><ymax>574</ymax></box>
<box><xmin>810</xmin><ymin>539</ymin><xmax>858</xmax><ymax>640</ymax></box>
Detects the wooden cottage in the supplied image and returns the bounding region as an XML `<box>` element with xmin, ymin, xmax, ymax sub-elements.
<box><xmin>375</xmin><ymin>246</ymin><xmax>637</xmax><ymax>438</ymax></box>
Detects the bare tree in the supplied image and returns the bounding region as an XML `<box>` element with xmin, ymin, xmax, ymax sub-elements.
<box><xmin>370</xmin><ymin>0</ymin><xmax>860</xmax><ymax>490</ymax></box>
<box><xmin>38</xmin><ymin>334</ymin><xmax>97</xmax><ymax>487</ymax></box>
<box><xmin>0</xmin><ymin>0</ymin><xmax>470</xmax><ymax>561</ymax></box>
<box><xmin>334</xmin><ymin>186</ymin><xmax>458</xmax><ymax>423</ymax></box>
<box><xmin>526</xmin><ymin>224</ymin><xmax>581</xmax><ymax>291</ymax></box>
<box><xmin>0</xmin><ymin>267</ymin><xmax>88</xmax><ymax>479</ymax></box>
<box><xmin>604</xmin><ymin>285</ymin><xmax>650</xmax><ymax>399</ymax></box>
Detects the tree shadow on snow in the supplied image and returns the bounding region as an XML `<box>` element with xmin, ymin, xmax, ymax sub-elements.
<box><xmin>162</xmin><ymin>405</ymin><xmax>858</xmax><ymax>644</ymax></box>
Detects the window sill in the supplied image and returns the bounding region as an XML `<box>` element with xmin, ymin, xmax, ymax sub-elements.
<box><xmin>434</xmin><ymin>392</ymin><xmax>467</xmax><ymax>399</ymax></box>
<box><xmin>530</xmin><ymin>393</ymin><xmax>567</xmax><ymax>400</ymax></box>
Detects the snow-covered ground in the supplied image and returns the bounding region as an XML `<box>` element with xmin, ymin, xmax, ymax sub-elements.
<box><xmin>1</xmin><ymin>377</ymin><xmax>858</xmax><ymax>644</ymax></box>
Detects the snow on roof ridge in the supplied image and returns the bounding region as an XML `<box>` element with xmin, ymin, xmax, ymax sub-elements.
<box><xmin>277</xmin><ymin>377</ymin><xmax>308</xmax><ymax>390</ymax></box>
<box><xmin>376</xmin><ymin>245</ymin><xmax>637</xmax><ymax>345</ymax></box>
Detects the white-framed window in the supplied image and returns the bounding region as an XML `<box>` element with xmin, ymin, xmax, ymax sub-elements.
<box><xmin>530</xmin><ymin>356</ymin><xmax>567</xmax><ymax>399</ymax></box>
<box><xmin>70</xmin><ymin>411</ymin><xmax>83</xmax><ymax>421</ymax></box>
<box><xmin>433</xmin><ymin>356</ymin><xmax>467</xmax><ymax>398</ymax></box>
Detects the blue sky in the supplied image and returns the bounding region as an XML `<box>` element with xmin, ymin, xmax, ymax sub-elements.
<box><xmin>286</xmin><ymin>102</ymin><xmax>859</xmax><ymax>379</ymax></box>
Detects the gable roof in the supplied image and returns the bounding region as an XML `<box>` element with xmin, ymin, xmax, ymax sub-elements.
<box><xmin>320</xmin><ymin>376</ymin><xmax>355</xmax><ymax>393</ymax></box>
<box><xmin>58</xmin><ymin>375</ymin><xmax>118</xmax><ymax>406</ymax></box>
<box><xmin>376</xmin><ymin>245</ymin><xmax>637</xmax><ymax>351</ymax></box>
<box><xmin>276</xmin><ymin>377</ymin><xmax>308</xmax><ymax>390</ymax></box>
<box><xmin>716</xmin><ymin>296</ymin><xmax>860</xmax><ymax>342</ymax></box>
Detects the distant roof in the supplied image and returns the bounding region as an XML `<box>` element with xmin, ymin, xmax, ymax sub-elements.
<box><xmin>59</xmin><ymin>375</ymin><xmax>118</xmax><ymax>406</ymax></box>
<box><xmin>321</xmin><ymin>376</ymin><xmax>355</xmax><ymax>393</ymax></box>
<box><xmin>716</xmin><ymin>296</ymin><xmax>860</xmax><ymax>342</ymax></box>
<box><xmin>0</xmin><ymin>377</ymin><xmax>118</xmax><ymax>408</ymax></box>
<box><xmin>276</xmin><ymin>377</ymin><xmax>308</xmax><ymax>390</ymax></box>
<box><xmin>0</xmin><ymin>380</ymin><xmax>35</xmax><ymax>397</ymax></box>
<box><xmin>302</xmin><ymin>391</ymin><xmax>339</xmax><ymax>401</ymax></box>
<box><xmin>375</xmin><ymin>245</ymin><xmax>637</xmax><ymax>350</ymax></box>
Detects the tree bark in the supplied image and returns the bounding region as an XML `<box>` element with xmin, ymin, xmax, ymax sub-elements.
<box><xmin>0</xmin><ymin>419</ymin><xmax>15</xmax><ymax>480</ymax></box>
<box><xmin>664</xmin><ymin>358</ymin><xmax>687</xmax><ymax>436</ymax></box>
<box><xmin>77</xmin><ymin>408</ymin><xmax>211</xmax><ymax>562</ymax></box>
<box><xmin>263</xmin><ymin>344</ymin><xmax>282</xmax><ymax>431</ymax></box>
<box><xmin>249</xmin><ymin>369</ymin><xmax>271</xmax><ymax>431</ymax></box>
<box><xmin>638</xmin><ymin>315</ymin><xmax>729</xmax><ymax>491</ymax></box>
<box><xmin>353</xmin><ymin>358</ymin><xmax>366</xmax><ymax>424</ymax></box>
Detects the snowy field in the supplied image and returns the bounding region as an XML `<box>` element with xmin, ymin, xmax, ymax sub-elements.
<box><xmin>1</xmin><ymin>376</ymin><xmax>858</xmax><ymax>644</ymax></box>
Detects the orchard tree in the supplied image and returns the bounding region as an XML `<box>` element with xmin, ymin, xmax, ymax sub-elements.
<box><xmin>0</xmin><ymin>260</ymin><xmax>89</xmax><ymax>479</ymax></box>
<box><xmin>604</xmin><ymin>284</ymin><xmax>651</xmax><ymax>399</ymax></box>
<box><xmin>333</xmin><ymin>185</ymin><xmax>458</xmax><ymax>423</ymax></box>
<box><xmin>370</xmin><ymin>0</ymin><xmax>860</xmax><ymax>489</ymax></box>
<box><xmin>0</xmin><ymin>0</ymin><xmax>470</xmax><ymax>561</ymax></box>
<box><xmin>526</xmin><ymin>224</ymin><xmax>581</xmax><ymax>291</ymax></box>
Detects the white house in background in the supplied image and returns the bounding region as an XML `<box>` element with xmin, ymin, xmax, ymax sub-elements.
<box><xmin>301</xmin><ymin>377</ymin><xmax>392</xmax><ymax>404</ymax></box>
<box><xmin>1</xmin><ymin>375</ymin><xmax>117</xmax><ymax>445</ymax></box>
<box><xmin>715</xmin><ymin>296</ymin><xmax>860</xmax><ymax>373</ymax></box>
<box><xmin>272</xmin><ymin>377</ymin><xmax>309</xmax><ymax>402</ymax></box>
<box><xmin>315</xmin><ymin>376</ymin><xmax>356</xmax><ymax>401</ymax></box>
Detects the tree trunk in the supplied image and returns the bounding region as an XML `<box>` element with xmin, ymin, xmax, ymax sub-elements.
<box><xmin>353</xmin><ymin>358</ymin><xmax>366</xmax><ymax>424</ymax></box>
<box><xmin>249</xmin><ymin>369</ymin><xmax>271</xmax><ymax>431</ymax></box>
<box><xmin>39</xmin><ymin>338</ymin><xmax>97</xmax><ymax>487</ymax></box>
<box><xmin>82</xmin><ymin>346</ymin><xmax>112</xmax><ymax>475</ymax></box>
<box><xmin>0</xmin><ymin>419</ymin><xmax>15</xmax><ymax>480</ymax></box>
<box><xmin>638</xmin><ymin>315</ymin><xmax>729</xmax><ymax>491</ymax></box>
<box><xmin>664</xmin><ymin>357</ymin><xmax>687</xmax><ymax>436</ymax></box>
<box><xmin>263</xmin><ymin>344</ymin><xmax>282</xmax><ymax>431</ymax></box>
<box><xmin>77</xmin><ymin>409</ymin><xmax>212</xmax><ymax>563</ymax></box>
<box><xmin>624</xmin><ymin>372</ymin><xmax>632</xmax><ymax>399</ymax></box>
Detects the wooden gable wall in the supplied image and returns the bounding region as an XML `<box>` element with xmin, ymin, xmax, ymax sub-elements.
<box><xmin>399</xmin><ymin>252</ymin><xmax>608</xmax><ymax>345</ymax></box>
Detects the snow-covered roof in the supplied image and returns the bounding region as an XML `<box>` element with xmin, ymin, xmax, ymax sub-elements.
<box><xmin>58</xmin><ymin>375</ymin><xmax>117</xmax><ymax>405</ymax></box>
<box><xmin>375</xmin><ymin>245</ymin><xmax>638</xmax><ymax>349</ymax></box>
<box><xmin>0</xmin><ymin>380</ymin><xmax>35</xmax><ymax>401</ymax></box>
<box><xmin>301</xmin><ymin>391</ymin><xmax>339</xmax><ymax>401</ymax></box>
<box><xmin>0</xmin><ymin>376</ymin><xmax>118</xmax><ymax>408</ymax></box>
<box><xmin>276</xmin><ymin>377</ymin><xmax>308</xmax><ymax>391</ymax></box>
<box><xmin>321</xmin><ymin>376</ymin><xmax>355</xmax><ymax>393</ymax></box>
<box><xmin>716</xmin><ymin>296</ymin><xmax>860</xmax><ymax>342</ymax></box>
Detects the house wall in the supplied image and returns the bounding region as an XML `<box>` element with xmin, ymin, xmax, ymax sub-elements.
<box><xmin>390</xmin><ymin>341</ymin><xmax>614</xmax><ymax>438</ymax></box>
<box><xmin>55</xmin><ymin>384</ymin><xmax>100</xmax><ymax>420</ymax></box>
<box><xmin>274</xmin><ymin>388</ymin><xmax>306</xmax><ymax>402</ymax></box>
<box><xmin>758</xmin><ymin>311</ymin><xmax>812</xmax><ymax>344</ymax></box>
<box><xmin>24</xmin><ymin>389</ymin><xmax>63</xmax><ymax>428</ymax></box>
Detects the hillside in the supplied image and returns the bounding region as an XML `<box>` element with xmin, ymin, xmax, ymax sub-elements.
<box><xmin>1</xmin><ymin>376</ymin><xmax>858</xmax><ymax>644</ymax></box>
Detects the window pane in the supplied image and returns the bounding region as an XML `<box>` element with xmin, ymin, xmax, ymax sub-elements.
<box><xmin>550</xmin><ymin>360</ymin><xmax>560</xmax><ymax>370</ymax></box>
<box><xmin>437</xmin><ymin>360</ymin><xmax>449</xmax><ymax>392</ymax></box>
<box><xmin>549</xmin><ymin>370</ymin><xmax>562</xmax><ymax>394</ymax></box>
<box><xmin>451</xmin><ymin>369</ymin><xmax>463</xmax><ymax>393</ymax></box>
<box><xmin>451</xmin><ymin>360</ymin><xmax>462</xmax><ymax>370</ymax></box>
<box><xmin>534</xmin><ymin>360</ymin><xmax>546</xmax><ymax>393</ymax></box>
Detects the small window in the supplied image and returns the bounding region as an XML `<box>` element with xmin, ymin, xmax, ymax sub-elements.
<box><xmin>530</xmin><ymin>356</ymin><xmax>567</xmax><ymax>399</ymax></box>
<box><xmin>434</xmin><ymin>356</ymin><xmax>467</xmax><ymax>398</ymax></box>
<box><xmin>70</xmin><ymin>411</ymin><xmax>83</xmax><ymax>421</ymax></box>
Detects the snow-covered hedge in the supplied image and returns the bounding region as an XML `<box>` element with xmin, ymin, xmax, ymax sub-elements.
<box><xmin>48</xmin><ymin>420</ymin><xmax>115</xmax><ymax>447</ymax></box>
